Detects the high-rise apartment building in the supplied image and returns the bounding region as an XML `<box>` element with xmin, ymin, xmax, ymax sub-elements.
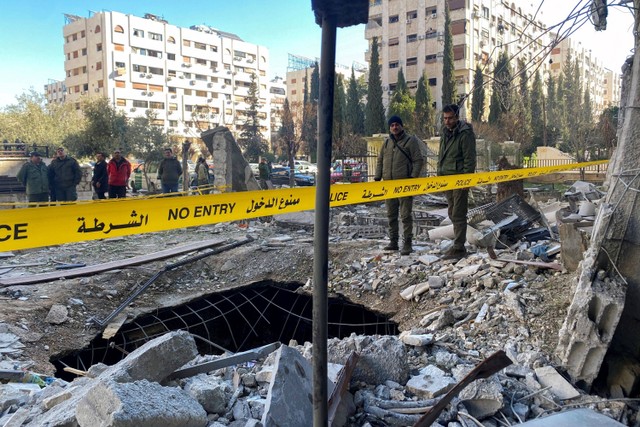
<box><xmin>365</xmin><ymin>0</ymin><xmax>623</xmax><ymax>119</ymax></box>
<box><xmin>61</xmin><ymin>11</ymin><xmax>273</xmax><ymax>142</ymax></box>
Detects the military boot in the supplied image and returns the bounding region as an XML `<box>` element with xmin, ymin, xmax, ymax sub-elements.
<box><xmin>400</xmin><ymin>238</ymin><xmax>413</xmax><ymax>255</ymax></box>
<box><xmin>383</xmin><ymin>239</ymin><xmax>399</xmax><ymax>251</ymax></box>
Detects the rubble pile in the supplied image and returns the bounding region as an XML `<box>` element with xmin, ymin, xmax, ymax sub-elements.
<box><xmin>0</xmin><ymin>184</ymin><xmax>637</xmax><ymax>425</ymax></box>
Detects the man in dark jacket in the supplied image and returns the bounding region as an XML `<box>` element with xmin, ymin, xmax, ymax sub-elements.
<box><xmin>91</xmin><ymin>152</ymin><xmax>108</xmax><ymax>199</ymax></box>
<box><xmin>48</xmin><ymin>147</ymin><xmax>82</xmax><ymax>202</ymax></box>
<box><xmin>107</xmin><ymin>149</ymin><xmax>131</xmax><ymax>198</ymax></box>
<box><xmin>17</xmin><ymin>151</ymin><xmax>49</xmax><ymax>204</ymax></box>
<box><xmin>157</xmin><ymin>148</ymin><xmax>182</xmax><ymax>193</ymax></box>
<box><xmin>374</xmin><ymin>115</ymin><xmax>425</xmax><ymax>255</ymax></box>
<box><xmin>437</xmin><ymin>104</ymin><xmax>477</xmax><ymax>260</ymax></box>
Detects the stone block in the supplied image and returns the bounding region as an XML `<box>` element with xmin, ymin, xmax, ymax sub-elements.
<box><xmin>534</xmin><ymin>366</ymin><xmax>580</xmax><ymax>400</ymax></box>
<box><xmin>399</xmin><ymin>332</ymin><xmax>434</xmax><ymax>347</ymax></box>
<box><xmin>458</xmin><ymin>379</ymin><xmax>504</xmax><ymax>419</ymax></box>
<box><xmin>45</xmin><ymin>304</ymin><xmax>68</xmax><ymax>324</ymax></box>
<box><xmin>76</xmin><ymin>379</ymin><xmax>207</xmax><ymax>427</ymax></box>
<box><xmin>183</xmin><ymin>374</ymin><xmax>231</xmax><ymax>414</ymax></box>
<box><xmin>103</xmin><ymin>330</ymin><xmax>198</xmax><ymax>383</ymax></box>
<box><xmin>262</xmin><ymin>345</ymin><xmax>313</xmax><ymax>427</ymax></box>
<box><xmin>406</xmin><ymin>365</ymin><xmax>456</xmax><ymax>399</ymax></box>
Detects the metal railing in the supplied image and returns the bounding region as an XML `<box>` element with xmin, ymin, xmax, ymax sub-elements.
<box><xmin>0</xmin><ymin>144</ymin><xmax>51</xmax><ymax>158</ymax></box>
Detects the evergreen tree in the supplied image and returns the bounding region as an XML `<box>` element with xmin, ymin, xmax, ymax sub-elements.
<box><xmin>278</xmin><ymin>98</ymin><xmax>299</xmax><ymax>186</ymax></box>
<box><xmin>414</xmin><ymin>72</ymin><xmax>434</xmax><ymax>138</ymax></box>
<box><xmin>310</xmin><ymin>62</ymin><xmax>320</xmax><ymax>102</ymax></box>
<box><xmin>238</xmin><ymin>72</ymin><xmax>267</xmax><ymax>162</ymax></box>
<box><xmin>530</xmin><ymin>71</ymin><xmax>545</xmax><ymax>151</ymax></box>
<box><xmin>301</xmin><ymin>69</ymin><xmax>317</xmax><ymax>159</ymax></box>
<box><xmin>333</xmin><ymin>74</ymin><xmax>347</xmax><ymax>146</ymax></box>
<box><xmin>545</xmin><ymin>75</ymin><xmax>560</xmax><ymax>146</ymax></box>
<box><xmin>388</xmin><ymin>68</ymin><xmax>415</xmax><ymax>130</ymax></box>
<box><xmin>471</xmin><ymin>65</ymin><xmax>485</xmax><ymax>122</ymax></box>
<box><xmin>488</xmin><ymin>51</ymin><xmax>512</xmax><ymax>124</ymax></box>
<box><xmin>514</xmin><ymin>58</ymin><xmax>532</xmax><ymax>153</ymax></box>
<box><xmin>346</xmin><ymin>67</ymin><xmax>365</xmax><ymax>135</ymax></box>
<box><xmin>441</xmin><ymin>2</ymin><xmax>456</xmax><ymax>107</ymax></box>
<box><xmin>365</xmin><ymin>37</ymin><xmax>386</xmax><ymax>135</ymax></box>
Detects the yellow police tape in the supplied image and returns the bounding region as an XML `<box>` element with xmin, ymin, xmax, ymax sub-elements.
<box><xmin>0</xmin><ymin>160</ymin><xmax>607</xmax><ymax>251</ymax></box>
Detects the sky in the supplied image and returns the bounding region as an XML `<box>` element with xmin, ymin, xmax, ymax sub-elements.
<box><xmin>0</xmin><ymin>1</ymin><xmax>635</xmax><ymax>109</ymax></box>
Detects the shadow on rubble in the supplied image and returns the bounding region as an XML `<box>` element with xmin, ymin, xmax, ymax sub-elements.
<box><xmin>50</xmin><ymin>281</ymin><xmax>398</xmax><ymax>381</ymax></box>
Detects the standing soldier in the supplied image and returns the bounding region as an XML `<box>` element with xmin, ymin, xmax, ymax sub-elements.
<box><xmin>437</xmin><ymin>104</ymin><xmax>477</xmax><ymax>260</ymax></box>
<box><xmin>107</xmin><ymin>149</ymin><xmax>131</xmax><ymax>198</ymax></box>
<box><xmin>374</xmin><ymin>115</ymin><xmax>425</xmax><ymax>255</ymax></box>
<box><xmin>48</xmin><ymin>147</ymin><xmax>82</xmax><ymax>202</ymax></box>
<box><xmin>92</xmin><ymin>152</ymin><xmax>108</xmax><ymax>199</ymax></box>
<box><xmin>17</xmin><ymin>151</ymin><xmax>49</xmax><ymax>205</ymax></box>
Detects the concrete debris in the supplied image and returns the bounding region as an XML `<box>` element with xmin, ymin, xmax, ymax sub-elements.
<box><xmin>406</xmin><ymin>365</ymin><xmax>456</xmax><ymax>399</ymax></box>
<box><xmin>517</xmin><ymin>408</ymin><xmax>625</xmax><ymax>426</ymax></box>
<box><xmin>534</xmin><ymin>366</ymin><xmax>581</xmax><ymax>400</ymax></box>
<box><xmin>44</xmin><ymin>305</ymin><xmax>68</xmax><ymax>325</ymax></box>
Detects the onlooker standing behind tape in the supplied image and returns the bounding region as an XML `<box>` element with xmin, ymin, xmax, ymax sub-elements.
<box><xmin>48</xmin><ymin>147</ymin><xmax>82</xmax><ymax>202</ymax></box>
<box><xmin>157</xmin><ymin>148</ymin><xmax>182</xmax><ymax>193</ymax></box>
<box><xmin>17</xmin><ymin>151</ymin><xmax>49</xmax><ymax>205</ymax></box>
<box><xmin>437</xmin><ymin>104</ymin><xmax>477</xmax><ymax>260</ymax></box>
<box><xmin>92</xmin><ymin>152</ymin><xmax>108</xmax><ymax>199</ymax></box>
<box><xmin>374</xmin><ymin>115</ymin><xmax>425</xmax><ymax>256</ymax></box>
<box><xmin>107</xmin><ymin>149</ymin><xmax>131</xmax><ymax>199</ymax></box>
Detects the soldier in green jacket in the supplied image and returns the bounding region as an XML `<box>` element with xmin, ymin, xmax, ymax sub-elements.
<box><xmin>375</xmin><ymin>115</ymin><xmax>425</xmax><ymax>255</ymax></box>
<box><xmin>437</xmin><ymin>104</ymin><xmax>477</xmax><ymax>260</ymax></box>
<box><xmin>17</xmin><ymin>151</ymin><xmax>49</xmax><ymax>204</ymax></box>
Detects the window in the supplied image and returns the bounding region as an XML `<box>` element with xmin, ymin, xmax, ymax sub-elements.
<box><xmin>194</xmin><ymin>42</ymin><xmax>206</xmax><ymax>50</ymax></box>
<box><xmin>97</xmin><ymin>80</ymin><xmax>104</xmax><ymax>88</ymax></box>
<box><xmin>184</xmin><ymin>89</ymin><xmax>192</xmax><ymax>95</ymax></box>
<box><xmin>148</xmin><ymin>50</ymin><xmax>162</xmax><ymax>58</ymax></box>
<box><xmin>73</xmin><ymin>51</ymin><xmax>78</xmax><ymax>58</ymax></box>
<box><xmin>168</xmin><ymin>36</ymin><xmax>175</xmax><ymax>44</ymax></box>
<box><xmin>96</xmin><ymin>62</ymin><xmax>102</xmax><ymax>70</ymax></box>
<box><xmin>224</xmin><ymin>79</ymin><xmax>231</xmax><ymax>85</ymax></box>
<box><xmin>407</xmin><ymin>34</ymin><xmax>417</xmax><ymax>43</ymax></box>
<box><xmin>407</xmin><ymin>11</ymin><xmax>417</xmax><ymax>20</ymax></box>
<box><xmin>149</xmin><ymin>32</ymin><xmax>162</xmax><ymax>41</ymax></box>
<box><xmin>224</xmin><ymin>63</ymin><xmax>231</xmax><ymax>70</ymax></box>
<box><xmin>168</xmin><ymin>86</ymin><xmax>176</xmax><ymax>93</ymax></box>
<box><xmin>82</xmin><ymin>66</ymin><xmax>87</xmax><ymax>73</ymax></box>
<box><xmin>169</xmin><ymin>103</ymin><xmax>178</xmax><ymax>111</ymax></box>
<box><xmin>133</xmin><ymin>100</ymin><xmax>148</xmax><ymax>108</ymax></box>
<box><xmin>185</xmin><ymin>105</ymin><xmax>193</xmax><ymax>112</ymax></box>
<box><xmin>388</xmin><ymin>37</ymin><xmax>399</xmax><ymax>46</ymax></box>
<box><xmin>133</xmin><ymin>64</ymin><xmax>148</xmax><ymax>73</ymax></box>
<box><xmin>114</xmin><ymin>25</ymin><xmax>124</xmax><ymax>33</ymax></box>
<box><xmin>114</xmin><ymin>43</ymin><xmax>124</xmax><ymax>52</ymax></box>
<box><xmin>482</xmin><ymin>6</ymin><xmax>489</xmax><ymax>19</ymax></box>
<box><xmin>425</xmin><ymin>54</ymin><xmax>437</xmax><ymax>63</ymax></box>
<box><xmin>169</xmin><ymin>120</ymin><xmax>178</xmax><ymax>127</ymax></box>
<box><xmin>115</xmin><ymin>61</ymin><xmax>126</xmax><ymax>69</ymax></box>
<box><xmin>97</xmin><ymin>43</ymin><xmax>102</xmax><ymax>52</ymax></box>
<box><xmin>73</xmin><ymin>68</ymin><xmax>80</xmax><ymax>76</ymax></box>
<box><xmin>196</xmin><ymin>58</ymin><xmax>206</xmax><ymax>65</ymax></box>
<box><xmin>389</xmin><ymin>15</ymin><xmax>399</xmax><ymax>23</ymax></box>
<box><xmin>133</xmin><ymin>29</ymin><xmax>144</xmax><ymax>37</ymax></box>
<box><xmin>234</xmin><ymin>50</ymin><xmax>246</xmax><ymax>58</ymax></box>
<box><xmin>389</xmin><ymin>61</ymin><xmax>399</xmax><ymax>69</ymax></box>
<box><xmin>149</xmin><ymin>67</ymin><xmax>163</xmax><ymax>75</ymax></box>
<box><xmin>66</xmin><ymin>53</ymin><xmax>71</xmax><ymax>60</ymax></box>
<box><xmin>83</xmin><ymin>83</ymin><xmax>89</xmax><ymax>91</ymax></box>
<box><xmin>184</xmin><ymin>73</ymin><xmax>192</xmax><ymax>79</ymax></box>
<box><xmin>81</xmin><ymin>30</ymin><xmax>86</xmax><ymax>38</ymax></box>
<box><xmin>196</xmin><ymin>90</ymin><xmax>207</xmax><ymax>97</ymax></box>
<box><xmin>183</xmin><ymin>56</ymin><xmax>191</xmax><ymax>63</ymax></box>
<box><xmin>406</xmin><ymin>57</ymin><xmax>417</xmax><ymax>66</ymax></box>
<box><xmin>210</xmin><ymin>45</ymin><xmax>218</xmax><ymax>52</ymax></box>
<box><xmin>291</xmin><ymin>89</ymin><xmax>297</xmax><ymax>95</ymax></box>
<box><xmin>132</xmin><ymin>82</ymin><xmax>147</xmax><ymax>90</ymax></box>
<box><xmin>66</xmin><ymin>70</ymin><xmax>71</xmax><ymax>78</ymax></box>
<box><xmin>116</xmin><ymin>98</ymin><xmax>126</xmax><ymax>106</ymax></box>
<box><xmin>82</xmin><ymin>48</ymin><xmax>87</xmax><ymax>56</ymax></box>
<box><xmin>167</xmin><ymin>53</ymin><xmax>176</xmax><ymax>60</ymax></box>
<box><xmin>149</xmin><ymin>84</ymin><xmax>163</xmax><ymax>92</ymax></box>
<box><xmin>149</xmin><ymin>101</ymin><xmax>164</xmax><ymax>109</ymax></box>
<box><xmin>183</xmin><ymin>40</ymin><xmax>191</xmax><ymax>47</ymax></box>
<box><xmin>95</xmin><ymin>25</ymin><xmax>101</xmax><ymax>33</ymax></box>
<box><xmin>115</xmin><ymin>81</ymin><xmax>125</xmax><ymax>88</ymax></box>
<box><xmin>72</xmin><ymin>34</ymin><xmax>77</xmax><ymax>41</ymax></box>
<box><xmin>428</xmin><ymin>78</ymin><xmax>437</xmax><ymax>86</ymax></box>
<box><xmin>426</xmin><ymin>29</ymin><xmax>437</xmax><ymax>39</ymax></box>
<box><xmin>195</xmin><ymin>74</ymin><xmax>207</xmax><ymax>81</ymax></box>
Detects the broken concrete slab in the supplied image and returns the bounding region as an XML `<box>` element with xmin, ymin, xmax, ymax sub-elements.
<box><xmin>261</xmin><ymin>345</ymin><xmax>313</xmax><ymax>427</ymax></box>
<box><xmin>516</xmin><ymin>408</ymin><xmax>624</xmax><ymax>426</ymax></box>
<box><xmin>182</xmin><ymin>374</ymin><xmax>232</xmax><ymax>414</ymax></box>
<box><xmin>45</xmin><ymin>304</ymin><xmax>68</xmax><ymax>325</ymax></box>
<box><xmin>76</xmin><ymin>379</ymin><xmax>208</xmax><ymax>427</ymax></box>
<box><xmin>400</xmin><ymin>282</ymin><xmax>430</xmax><ymax>300</ymax></box>
<box><xmin>406</xmin><ymin>365</ymin><xmax>456</xmax><ymax>399</ymax></box>
<box><xmin>534</xmin><ymin>366</ymin><xmax>580</xmax><ymax>400</ymax></box>
<box><xmin>399</xmin><ymin>332</ymin><xmax>434</xmax><ymax>347</ymax></box>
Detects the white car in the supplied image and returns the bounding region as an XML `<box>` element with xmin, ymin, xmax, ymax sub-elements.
<box><xmin>294</xmin><ymin>160</ymin><xmax>317</xmax><ymax>173</ymax></box>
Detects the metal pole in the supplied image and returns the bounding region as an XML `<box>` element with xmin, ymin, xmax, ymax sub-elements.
<box><xmin>182</xmin><ymin>140</ymin><xmax>190</xmax><ymax>192</ymax></box>
<box><xmin>313</xmin><ymin>13</ymin><xmax>336</xmax><ymax>427</ymax></box>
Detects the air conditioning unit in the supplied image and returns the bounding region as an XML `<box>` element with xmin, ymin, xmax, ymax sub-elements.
<box><xmin>80</xmin><ymin>91</ymin><xmax>86</xmax><ymax>95</ymax></box>
<box><xmin>130</xmin><ymin>107</ymin><xmax>137</xmax><ymax>112</ymax></box>
<box><xmin>179</xmin><ymin>75</ymin><xmax>184</xmax><ymax>79</ymax></box>
<box><xmin>207</xmin><ymin>98</ymin><xmax>213</xmax><ymax>102</ymax></box>
<box><xmin>171</xmin><ymin>94</ymin><xmax>177</xmax><ymax>98</ymax></box>
<box><xmin>246</xmin><ymin>59</ymin><xmax>254</xmax><ymax>63</ymax></box>
<box><xmin>226</xmin><ymin>100</ymin><xmax>232</xmax><ymax>104</ymax></box>
<box><xmin>406</xmin><ymin>19</ymin><xmax>412</xmax><ymax>24</ymax></box>
<box><xmin>140</xmin><ymin>73</ymin><xmax>146</xmax><ymax>77</ymax></box>
<box><xmin>479</xmin><ymin>40</ymin><xmax>486</xmax><ymax>47</ymax></box>
<box><xmin>184</xmin><ymin>63</ymin><xmax>192</xmax><ymax>68</ymax></box>
<box><xmin>472</xmin><ymin>11</ymin><xmax>480</xmax><ymax>19</ymax></box>
<box><xmin>382</xmin><ymin>85</ymin><xmax>389</xmax><ymax>90</ymax></box>
<box><xmin>94</xmin><ymin>88</ymin><xmax>100</xmax><ymax>92</ymax></box>
<box><xmin>189</xmin><ymin>80</ymin><xmax>196</xmax><ymax>85</ymax></box>
<box><xmin>147</xmin><ymin>91</ymin><xmax>154</xmax><ymax>96</ymax></box>
<box><xmin>167</xmin><ymin>76</ymin><xmax>173</xmax><ymax>81</ymax></box>
<box><xmin>212</xmin><ymin>68</ymin><xmax>218</xmax><ymax>72</ymax></box>
<box><xmin>168</xmin><ymin>110</ymin><xmax>174</xmax><ymax>115</ymax></box>
<box><xmin>207</xmin><ymin>82</ymin><xmax>213</xmax><ymax>87</ymax></box>
<box><xmin>226</xmin><ymin>70</ymin><xmax>232</xmax><ymax>74</ymax></box>
<box><xmin>146</xmin><ymin>73</ymin><xmax>153</xmax><ymax>78</ymax></box>
<box><xmin>234</xmin><ymin>56</ymin><xmax>242</xmax><ymax>61</ymax></box>
<box><xmin>221</xmin><ymin>84</ymin><xmax>226</xmax><ymax>88</ymax></box>
<box><xmin>418</xmin><ymin>34</ymin><xmax>425</xmax><ymax>40</ymax></box>
<box><xmin>431</xmin><ymin>12</ymin><xmax>437</xmax><ymax>19</ymax></box>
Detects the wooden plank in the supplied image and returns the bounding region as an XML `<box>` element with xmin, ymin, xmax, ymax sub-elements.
<box><xmin>0</xmin><ymin>237</ymin><xmax>226</xmax><ymax>287</ymax></box>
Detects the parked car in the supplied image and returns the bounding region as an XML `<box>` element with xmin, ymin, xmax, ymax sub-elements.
<box><xmin>130</xmin><ymin>160</ymin><xmax>207</xmax><ymax>193</ymax></box>
<box><xmin>294</xmin><ymin>160</ymin><xmax>317</xmax><ymax>174</ymax></box>
<box><xmin>330</xmin><ymin>162</ymin><xmax>368</xmax><ymax>184</ymax></box>
<box><xmin>270</xmin><ymin>166</ymin><xmax>315</xmax><ymax>187</ymax></box>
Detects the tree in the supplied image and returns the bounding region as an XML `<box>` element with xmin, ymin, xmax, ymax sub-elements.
<box><xmin>514</xmin><ymin>58</ymin><xmax>532</xmax><ymax>154</ymax></box>
<box><xmin>365</xmin><ymin>37</ymin><xmax>386</xmax><ymax>135</ymax></box>
<box><xmin>545</xmin><ymin>75</ymin><xmax>560</xmax><ymax>146</ymax></box>
<box><xmin>414</xmin><ymin>72</ymin><xmax>434</xmax><ymax>138</ymax></box>
<box><xmin>332</xmin><ymin>74</ymin><xmax>347</xmax><ymax>154</ymax></box>
<box><xmin>125</xmin><ymin>110</ymin><xmax>170</xmax><ymax>163</ymax></box>
<box><xmin>488</xmin><ymin>51</ymin><xmax>512</xmax><ymax>124</ymax></box>
<box><xmin>238</xmin><ymin>72</ymin><xmax>267</xmax><ymax>162</ymax></box>
<box><xmin>595</xmin><ymin>106</ymin><xmax>618</xmax><ymax>158</ymax></box>
<box><xmin>471</xmin><ymin>65</ymin><xmax>485</xmax><ymax>122</ymax></box>
<box><xmin>301</xmin><ymin>64</ymin><xmax>319</xmax><ymax>160</ymax></box>
<box><xmin>278</xmin><ymin>98</ymin><xmax>299</xmax><ymax>186</ymax></box>
<box><xmin>530</xmin><ymin>71</ymin><xmax>545</xmax><ymax>152</ymax></box>
<box><xmin>345</xmin><ymin>67</ymin><xmax>365</xmax><ymax>135</ymax></box>
<box><xmin>441</xmin><ymin>2</ymin><xmax>456</xmax><ymax>107</ymax></box>
<box><xmin>387</xmin><ymin>68</ymin><xmax>415</xmax><ymax>130</ymax></box>
<box><xmin>0</xmin><ymin>89</ymin><xmax>84</xmax><ymax>150</ymax></box>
